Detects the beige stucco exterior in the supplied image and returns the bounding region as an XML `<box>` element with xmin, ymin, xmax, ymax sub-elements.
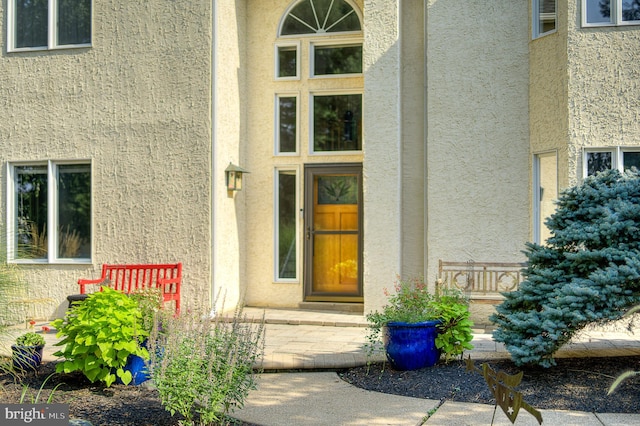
<box><xmin>424</xmin><ymin>1</ymin><xmax>531</xmax><ymax>281</ymax></box>
<box><xmin>0</xmin><ymin>1</ymin><xmax>213</xmax><ymax>318</ymax></box>
<box><xmin>3</xmin><ymin>0</ymin><xmax>636</xmax><ymax>323</ymax></box>
<box><xmin>531</xmin><ymin>1</ymin><xmax>640</xmax><ymax>191</ymax></box>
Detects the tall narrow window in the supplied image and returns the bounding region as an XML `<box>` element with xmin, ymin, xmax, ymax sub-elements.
<box><xmin>15</xmin><ymin>166</ymin><xmax>48</xmax><ymax>259</ymax></box>
<box><xmin>312</xmin><ymin>94</ymin><xmax>362</xmax><ymax>152</ymax></box>
<box><xmin>276</xmin><ymin>170</ymin><xmax>297</xmax><ymax>280</ymax></box>
<box><xmin>276</xmin><ymin>95</ymin><xmax>298</xmax><ymax>153</ymax></box>
<box><xmin>10</xmin><ymin>0</ymin><xmax>92</xmax><ymax>51</ymax></box>
<box><xmin>10</xmin><ymin>162</ymin><xmax>91</xmax><ymax>262</ymax></box>
<box><xmin>534</xmin><ymin>152</ymin><xmax>558</xmax><ymax>244</ymax></box>
<box><xmin>533</xmin><ymin>0</ymin><xmax>556</xmax><ymax>38</ymax></box>
<box><xmin>57</xmin><ymin>164</ymin><xmax>91</xmax><ymax>258</ymax></box>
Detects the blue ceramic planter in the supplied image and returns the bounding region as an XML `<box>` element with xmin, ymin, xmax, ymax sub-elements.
<box><xmin>11</xmin><ymin>345</ymin><xmax>44</xmax><ymax>371</ymax></box>
<box><xmin>382</xmin><ymin>320</ymin><xmax>441</xmax><ymax>370</ymax></box>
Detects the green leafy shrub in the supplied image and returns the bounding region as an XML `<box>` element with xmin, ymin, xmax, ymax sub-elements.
<box><xmin>432</xmin><ymin>290</ymin><xmax>474</xmax><ymax>362</ymax></box>
<box><xmin>51</xmin><ymin>287</ymin><xmax>149</xmax><ymax>386</ymax></box>
<box><xmin>366</xmin><ymin>276</ymin><xmax>474</xmax><ymax>363</ymax></box>
<box><xmin>491</xmin><ymin>169</ymin><xmax>640</xmax><ymax>367</ymax></box>
<box><xmin>148</xmin><ymin>303</ymin><xmax>265</xmax><ymax>425</ymax></box>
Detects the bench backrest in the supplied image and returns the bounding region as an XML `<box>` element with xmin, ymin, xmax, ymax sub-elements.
<box><xmin>102</xmin><ymin>263</ymin><xmax>181</xmax><ymax>293</ymax></box>
<box><xmin>437</xmin><ymin>260</ymin><xmax>526</xmax><ymax>299</ymax></box>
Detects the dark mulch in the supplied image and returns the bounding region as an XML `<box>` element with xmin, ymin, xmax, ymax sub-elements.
<box><xmin>339</xmin><ymin>355</ymin><xmax>640</xmax><ymax>414</ymax></box>
<box><xmin>0</xmin><ymin>361</ymin><xmax>258</xmax><ymax>426</ymax></box>
<box><xmin>5</xmin><ymin>356</ymin><xmax>640</xmax><ymax>425</ymax></box>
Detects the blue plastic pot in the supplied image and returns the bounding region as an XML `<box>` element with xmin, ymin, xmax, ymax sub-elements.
<box><xmin>117</xmin><ymin>353</ymin><xmax>150</xmax><ymax>385</ymax></box>
<box><xmin>11</xmin><ymin>345</ymin><xmax>44</xmax><ymax>371</ymax></box>
<box><xmin>115</xmin><ymin>340</ymin><xmax>164</xmax><ymax>385</ymax></box>
<box><xmin>382</xmin><ymin>320</ymin><xmax>441</xmax><ymax>370</ymax></box>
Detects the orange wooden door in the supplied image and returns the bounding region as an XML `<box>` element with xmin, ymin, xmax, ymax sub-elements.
<box><xmin>304</xmin><ymin>165</ymin><xmax>362</xmax><ymax>301</ymax></box>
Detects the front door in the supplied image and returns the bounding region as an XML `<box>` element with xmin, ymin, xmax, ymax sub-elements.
<box><xmin>304</xmin><ymin>164</ymin><xmax>363</xmax><ymax>301</ymax></box>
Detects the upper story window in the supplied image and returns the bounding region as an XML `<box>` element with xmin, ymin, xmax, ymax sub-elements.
<box><xmin>533</xmin><ymin>0</ymin><xmax>557</xmax><ymax>38</ymax></box>
<box><xmin>8</xmin><ymin>0</ymin><xmax>92</xmax><ymax>52</ymax></box>
<box><xmin>7</xmin><ymin>161</ymin><xmax>92</xmax><ymax>262</ymax></box>
<box><xmin>584</xmin><ymin>0</ymin><xmax>640</xmax><ymax>26</ymax></box>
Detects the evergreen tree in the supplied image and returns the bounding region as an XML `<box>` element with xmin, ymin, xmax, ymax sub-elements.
<box><xmin>491</xmin><ymin>169</ymin><xmax>640</xmax><ymax>367</ymax></box>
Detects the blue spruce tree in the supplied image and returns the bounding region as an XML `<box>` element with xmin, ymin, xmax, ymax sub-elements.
<box><xmin>491</xmin><ymin>169</ymin><xmax>640</xmax><ymax>367</ymax></box>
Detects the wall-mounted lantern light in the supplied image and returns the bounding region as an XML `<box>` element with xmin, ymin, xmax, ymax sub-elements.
<box><xmin>225</xmin><ymin>163</ymin><xmax>249</xmax><ymax>191</ymax></box>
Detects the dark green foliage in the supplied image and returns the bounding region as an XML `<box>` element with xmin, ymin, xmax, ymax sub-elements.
<box><xmin>491</xmin><ymin>170</ymin><xmax>640</xmax><ymax>367</ymax></box>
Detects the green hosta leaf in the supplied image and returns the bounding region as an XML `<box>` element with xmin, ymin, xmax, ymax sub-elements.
<box><xmin>71</xmin><ymin>344</ymin><xmax>91</xmax><ymax>355</ymax></box>
<box><xmin>97</xmin><ymin>342</ymin><xmax>113</xmax><ymax>355</ymax></box>
<box><xmin>104</xmin><ymin>372</ymin><xmax>116</xmax><ymax>388</ymax></box>
<box><xmin>103</xmin><ymin>348</ymin><xmax>117</xmax><ymax>365</ymax></box>
<box><xmin>84</xmin><ymin>356</ymin><xmax>98</xmax><ymax>371</ymax></box>
<box><xmin>117</xmin><ymin>368</ymin><xmax>133</xmax><ymax>385</ymax></box>
<box><xmin>114</xmin><ymin>340</ymin><xmax>137</xmax><ymax>353</ymax></box>
<box><xmin>84</xmin><ymin>366</ymin><xmax>101</xmax><ymax>382</ymax></box>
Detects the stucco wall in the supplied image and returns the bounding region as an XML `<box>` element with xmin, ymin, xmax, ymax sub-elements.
<box><xmin>0</xmin><ymin>1</ymin><xmax>212</xmax><ymax>318</ymax></box>
<box><xmin>425</xmin><ymin>1</ymin><xmax>531</xmax><ymax>286</ymax></box>
<box><xmin>566</xmin><ymin>2</ymin><xmax>640</xmax><ymax>185</ymax></box>
<box><xmin>362</xmin><ymin>0</ymin><xmax>402</xmax><ymax>313</ymax></box>
<box><xmin>531</xmin><ymin>1</ymin><xmax>640</xmax><ymax>189</ymax></box>
<box><xmin>212</xmin><ymin>0</ymin><xmax>247</xmax><ymax>311</ymax></box>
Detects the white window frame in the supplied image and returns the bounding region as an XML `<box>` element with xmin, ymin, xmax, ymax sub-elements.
<box><xmin>582</xmin><ymin>146</ymin><xmax>640</xmax><ymax>178</ymax></box>
<box><xmin>310</xmin><ymin>40</ymin><xmax>364</xmax><ymax>79</ymax></box>
<box><xmin>275</xmin><ymin>41</ymin><xmax>301</xmax><ymax>80</ymax></box>
<box><xmin>273</xmin><ymin>166</ymin><xmax>300</xmax><ymax>283</ymax></box>
<box><xmin>6</xmin><ymin>160</ymin><xmax>92</xmax><ymax>263</ymax></box>
<box><xmin>309</xmin><ymin>90</ymin><xmax>363</xmax><ymax>155</ymax></box>
<box><xmin>7</xmin><ymin>0</ymin><xmax>93</xmax><ymax>52</ymax></box>
<box><xmin>582</xmin><ymin>0</ymin><xmax>640</xmax><ymax>27</ymax></box>
<box><xmin>533</xmin><ymin>0</ymin><xmax>557</xmax><ymax>39</ymax></box>
<box><xmin>275</xmin><ymin>93</ymin><xmax>300</xmax><ymax>156</ymax></box>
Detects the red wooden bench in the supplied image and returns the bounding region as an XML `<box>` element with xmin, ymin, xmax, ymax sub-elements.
<box><xmin>76</xmin><ymin>263</ymin><xmax>182</xmax><ymax>313</ymax></box>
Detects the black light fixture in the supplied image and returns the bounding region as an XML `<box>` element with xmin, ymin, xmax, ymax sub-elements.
<box><xmin>225</xmin><ymin>163</ymin><xmax>249</xmax><ymax>191</ymax></box>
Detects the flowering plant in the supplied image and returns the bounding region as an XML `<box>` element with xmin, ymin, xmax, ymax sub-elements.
<box><xmin>365</xmin><ymin>275</ymin><xmax>474</xmax><ymax>363</ymax></box>
<box><xmin>366</xmin><ymin>276</ymin><xmax>437</xmax><ymax>327</ymax></box>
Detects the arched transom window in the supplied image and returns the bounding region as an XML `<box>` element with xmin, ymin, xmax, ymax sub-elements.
<box><xmin>280</xmin><ymin>0</ymin><xmax>361</xmax><ymax>36</ymax></box>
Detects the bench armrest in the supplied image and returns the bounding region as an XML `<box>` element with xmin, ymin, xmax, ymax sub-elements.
<box><xmin>78</xmin><ymin>278</ymin><xmax>109</xmax><ymax>294</ymax></box>
<box><xmin>157</xmin><ymin>276</ymin><xmax>181</xmax><ymax>290</ymax></box>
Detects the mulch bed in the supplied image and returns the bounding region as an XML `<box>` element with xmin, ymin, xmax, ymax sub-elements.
<box><xmin>0</xmin><ymin>361</ymin><xmax>257</xmax><ymax>426</ymax></box>
<box><xmin>339</xmin><ymin>355</ymin><xmax>640</xmax><ymax>414</ymax></box>
<box><xmin>4</xmin><ymin>356</ymin><xmax>640</xmax><ymax>425</ymax></box>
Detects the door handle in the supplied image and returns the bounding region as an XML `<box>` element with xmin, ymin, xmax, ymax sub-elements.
<box><xmin>306</xmin><ymin>227</ymin><xmax>311</xmax><ymax>240</ymax></box>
